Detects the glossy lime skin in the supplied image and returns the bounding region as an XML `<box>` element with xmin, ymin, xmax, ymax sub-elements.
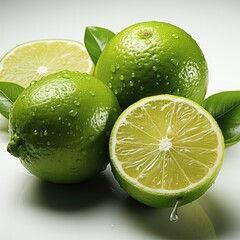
<box><xmin>7</xmin><ymin>70</ymin><xmax>121</xmax><ymax>183</ymax></box>
<box><xmin>95</xmin><ymin>21</ymin><xmax>208</xmax><ymax>109</ymax></box>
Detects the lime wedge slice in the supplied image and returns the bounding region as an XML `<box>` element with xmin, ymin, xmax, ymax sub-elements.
<box><xmin>0</xmin><ymin>39</ymin><xmax>94</xmax><ymax>87</ymax></box>
<box><xmin>109</xmin><ymin>95</ymin><xmax>224</xmax><ymax>207</ymax></box>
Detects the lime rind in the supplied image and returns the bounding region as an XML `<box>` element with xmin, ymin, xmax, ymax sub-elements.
<box><xmin>109</xmin><ymin>94</ymin><xmax>224</xmax><ymax>207</ymax></box>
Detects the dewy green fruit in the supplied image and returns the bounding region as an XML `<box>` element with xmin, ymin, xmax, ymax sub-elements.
<box><xmin>7</xmin><ymin>70</ymin><xmax>121</xmax><ymax>183</ymax></box>
<box><xmin>95</xmin><ymin>21</ymin><xmax>208</xmax><ymax>109</ymax></box>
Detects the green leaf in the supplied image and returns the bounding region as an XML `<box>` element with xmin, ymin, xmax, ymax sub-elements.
<box><xmin>0</xmin><ymin>82</ymin><xmax>24</xmax><ymax>119</ymax></box>
<box><xmin>84</xmin><ymin>26</ymin><xmax>115</xmax><ymax>65</ymax></box>
<box><xmin>202</xmin><ymin>91</ymin><xmax>240</xmax><ymax>146</ymax></box>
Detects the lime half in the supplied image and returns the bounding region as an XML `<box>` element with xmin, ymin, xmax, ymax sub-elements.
<box><xmin>0</xmin><ymin>39</ymin><xmax>94</xmax><ymax>87</ymax></box>
<box><xmin>109</xmin><ymin>95</ymin><xmax>224</xmax><ymax>207</ymax></box>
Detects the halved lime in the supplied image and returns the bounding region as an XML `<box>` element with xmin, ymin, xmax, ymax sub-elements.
<box><xmin>109</xmin><ymin>95</ymin><xmax>224</xmax><ymax>207</ymax></box>
<box><xmin>0</xmin><ymin>40</ymin><xmax>94</xmax><ymax>87</ymax></box>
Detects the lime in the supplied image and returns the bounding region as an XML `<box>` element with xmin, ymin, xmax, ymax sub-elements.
<box><xmin>95</xmin><ymin>21</ymin><xmax>208</xmax><ymax>109</ymax></box>
<box><xmin>7</xmin><ymin>70</ymin><xmax>121</xmax><ymax>183</ymax></box>
<box><xmin>0</xmin><ymin>40</ymin><xmax>94</xmax><ymax>88</ymax></box>
<box><xmin>109</xmin><ymin>95</ymin><xmax>224</xmax><ymax>207</ymax></box>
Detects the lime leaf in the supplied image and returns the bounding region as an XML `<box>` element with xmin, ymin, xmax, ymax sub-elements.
<box><xmin>84</xmin><ymin>26</ymin><xmax>115</xmax><ymax>65</ymax></box>
<box><xmin>202</xmin><ymin>91</ymin><xmax>240</xmax><ymax>145</ymax></box>
<box><xmin>0</xmin><ymin>82</ymin><xmax>24</xmax><ymax>119</ymax></box>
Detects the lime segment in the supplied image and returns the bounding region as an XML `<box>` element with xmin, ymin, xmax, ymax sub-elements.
<box><xmin>0</xmin><ymin>40</ymin><xmax>94</xmax><ymax>87</ymax></box>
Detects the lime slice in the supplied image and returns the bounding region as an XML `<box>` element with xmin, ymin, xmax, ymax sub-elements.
<box><xmin>109</xmin><ymin>95</ymin><xmax>224</xmax><ymax>208</ymax></box>
<box><xmin>0</xmin><ymin>40</ymin><xmax>94</xmax><ymax>87</ymax></box>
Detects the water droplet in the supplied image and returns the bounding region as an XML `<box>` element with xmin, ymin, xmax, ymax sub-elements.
<box><xmin>145</xmin><ymin>39</ymin><xmax>151</xmax><ymax>44</ymax></box>
<box><xmin>58</xmin><ymin>117</ymin><xmax>62</xmax><ymax>121</ymax></box>
<box><xmin>107</xmin><ymin>82</ymin><xmax>112</xmax><ymax>89</ymax></box>
<box><xmin>139</xmin><ymin>86</ymin><xmax>144</xmax><ymax>91</ymax></box>
<box><xmin>32</xmin><ymin>112</ymin><xmax>36</xmax><ymax>117</ymax></box>
<box><xmin>33</xmin><ymin>130</ymin><xmax>38</xmax><ymax>136</ymax></box>
<box><xmin>43</xmin><ymin>130</ymin><xmax>48</xmax><ymax>136</ymax></box>
<box><xmin>62</xmin><ymin>73</ymin><xmax>71</xmax><ymax>79</ymax></box>
<box><xmin>114</xmin><ymin>89</ymin><xmax>118</xmax><ymax>94</ymax></box>
<box><xmin>68</xmin><ymin>110</ymin><xmax>78</xmax><ymax>117</ymax></box>
<box><xmin>115</xmin><ymin>63</ymin><xmax>120</xmax><ymax>69</ymax></box>
<box><xmin>110</xmin><ymin>75</ymin><xmax>114</xmax><ymax>80</ymax></box>
<box><xmin>172</xmin><ymin>33</ymin><xmax>179</xmax><ymax>39</ymax></box>
<box><xmin>129</xmin><ymin>81</ymin><xmax>134</xmax><ymax>87</ymax></box>
<box><xmin>170</xmin><ymin>58</ymin><xmax>179</xmax><ymax>67</ymax></box>
<box><xmin>172</xmin><ymin>88</ymin><xmax>180</xmax><ymax>95</ymax></box>
<box><xmin>111</xmin><ymin>65</ymin><xmax>116</xmax><ymax>73</ymax></box>
<box><xmin>81</xmin><ymin>149</ymin><xmax>87</xmax><ymax>155</ymax></box>
<box><xmin>89</xmin><ymin>91</ymin><xmax>95</xmax><ymax>96</ymax></box>
<box><xmin>46</xmin><ymin>141</ymin><xmax>51</xmax><ymax>146</ymax></box>
<box><xmin>131</xmin><ymin>72</ymin><xmax>136</xmax><ymax>78</ymax></box>
<box><xmin>170</xmin><ymin>200</ymin><xmax>180</xmax><ymax>223</ymax></box>
<box><xmin>67</xmin><ymin>122</ymin><xmax>71</xmax><ymax>127</ymax></box>
<box><xmin>50</xmin><ymin>106</ymin><xmax>54</xmax><ymax>112</ymax></box>
<box><xmin>120</xmin><ymin>75</ymin><xmax>125</xmax><ymax>81</ymax></box>
<box><xmin>73</xmin><ymin>99</ymin><xmax>80</xmax><ymax>106</ymax></box>
<box><xmin>88</xmin><ymin>135</ymin><xmax>95</xmax><ymax>141</ymax></box>
<box><xmin>152</xmin><ymin>66</ymin><xmax>158</xmax><ymax>71</ymax></box>
<box><xmin>30</xmin><ymin>80</ymin><xmax>37</xmax><ymax>85</ymax></box>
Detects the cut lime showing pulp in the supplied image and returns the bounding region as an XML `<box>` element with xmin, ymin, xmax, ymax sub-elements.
<box><xmin>0</xmin><ymin>40</ymin><xmax>94</xmax><ymax>87</ymax></box>
<box><xmin>109</xmin><ymin>95</ymin><xmax>224</xmax><ymax>207</ymax></box>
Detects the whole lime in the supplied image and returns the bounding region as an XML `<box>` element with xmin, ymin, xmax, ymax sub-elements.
<box><xmin>94</xmin><ymin>21</ymin><xmax>208</xmax><ymax>109</ymax></box>
<box><xmin>7</xmin><ymin>70</ymin><xmax>121</xmax><ymax>183</ymax></box>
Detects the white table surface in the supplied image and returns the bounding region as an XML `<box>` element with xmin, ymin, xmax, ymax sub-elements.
<box><xmin>1</xmin><ymin>0</ymin><xmax>240</xmax><ymax>239</ymax></box>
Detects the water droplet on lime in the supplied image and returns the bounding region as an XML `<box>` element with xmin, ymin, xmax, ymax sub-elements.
<box><xmin>30</xmin><ymin>80</ymin><xmax>37</xmax><ymax>85</ymax></box>
<box><xmin>145</xmin><ymin>39</ymin><xmax>151</xmax><ymax>44</ymax></box>
<box><xmin>111</xmin><ymin>65</ymin><xmax>116</xmax><ymax>73</ymax></box>
<box><xmin>152</xmin><ymin>66</ymin><xmax>158</xmax><ymax>71</ymax></box>
<box><xmin>89</xmin><ymin>91</ymin><xmax>95</xmax><ymax>96</ymax></box>
<box><xmin>68</xmin><ymin>110</ymin><xmax>78</xmax><ymax>117</ymax></box>
<box><xmin>88</xmin><ymin>135</ymin><xmax>95</xmax><ymax>141</ymax></box>
<box><xmin>129</xmin><ymin>81</ymin><xmax>134</xmax><ymax>87</ymax></box>
<box><xmin>33</xmin><ymin>130</ymin><xmax>38</xmax><ymax>136</ymax></box>
<box><xmin>62</xmin><ymin>73</ymin><xmax>71</xmax><ymax>79</ymax></box>
<box><xmin>170</xmin><ymin>58</ymin><xmax>179</xmax><ymax>67</ymax></box>
<box><xmin>43</xmin><ymin>130</ymin><xmax>48</xmax><ymax>136</ymax></box>
<box><xmin>81</xmin><ymin>149</ymin><xmax>87</xmax><ymax>155</ymax></box>
<box><xmin>120</xmin><ymin>75</ymin><xmax>125</xmax><ymax>81</ymax></box>
<box><xmin>172</xmin><ymin>33</ymin><xmax>179</xmax><ymax>39</ymax></box>
<box><xmin>131</xmin><ymin>72</ymin><xmax>136</xmax><ymax>78</ymax></box>
<box><xmin>73</xmin><ymin>99</ymin><xmax>80</xmax><ymax>106</ymax></box>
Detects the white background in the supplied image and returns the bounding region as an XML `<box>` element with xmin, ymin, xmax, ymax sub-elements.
<box><xmin>0</xmin><ymin>0</ymin><xmax>240</xmax><ymax>239</ymax></box>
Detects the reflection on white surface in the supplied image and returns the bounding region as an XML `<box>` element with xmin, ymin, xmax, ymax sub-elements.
<box><xmin>2</xmin><ymin>168</ymin><xmax>218</xmax><ymax>240</ymax></box>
